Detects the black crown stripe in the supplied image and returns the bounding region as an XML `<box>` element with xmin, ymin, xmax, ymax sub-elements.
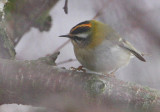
<box><xmin>75</xmin><ymin>21</ymin><xmax>90</xmax><ymax>26</ymax></box>
<box><xmin>71</xmin><ymin>26</ymin><xmax>90</xmax><ymax>34</ymax></box>
<box><xmin>70</xmin><ymin>21</ymin><xmax>90</xmax><ymax>34</ymax></box>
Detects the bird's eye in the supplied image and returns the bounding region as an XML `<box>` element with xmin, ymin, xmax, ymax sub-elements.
<box><xmin>74</xmin><ymin>36</ymin><xmax>84</xmax><ymax>40</ymax></box>
<box><xmin>73</xmin><ymin>36</ymin><xmax>86</xmax><ymax>44</ymax></box>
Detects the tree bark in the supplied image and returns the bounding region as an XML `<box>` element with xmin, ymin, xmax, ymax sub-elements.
<box><xmin>0</xmin><ymin>0</ymin><xmax>59</xmax><ymax>58</ymax></box>
<box><xmin>0</xmin><ymin>53</ymin><xmax>159</xmax><ymax>112</ymax></box>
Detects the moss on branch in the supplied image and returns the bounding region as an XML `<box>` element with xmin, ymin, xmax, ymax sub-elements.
<box><xmin>4</xmin><ymin>0</ymin><xmax>58</xmax><ymax>46</ymax></box>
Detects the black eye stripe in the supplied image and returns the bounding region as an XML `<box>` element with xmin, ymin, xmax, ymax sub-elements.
<box><xmin>73</xmin><ymin>37</ymin><xmax>85</xmax><ymax>44</ymax></box>
<box><xmin>71</xmin><ymin>26</ymin><xmax>90</xmax><ymax>34</ymax></box>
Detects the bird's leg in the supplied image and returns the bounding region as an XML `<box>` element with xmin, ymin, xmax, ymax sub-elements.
<box><xmin>77</xmin><ymin>66</ymin><xmax>84</xmax><ymax>71</ymax></box>
<box><xmin>105</xmin><ymin>69</ymin><xmax>118</xmax><ymax>77</ymax></box>
<box><xmin>70</xmin><ymin>66</ymin><xmax>86</xmax><ymax>72</ymax></box>
<box><xmin>107</xmin><ymin>72</ymin><xmax>116</xmax><ymax>77</ymax></box>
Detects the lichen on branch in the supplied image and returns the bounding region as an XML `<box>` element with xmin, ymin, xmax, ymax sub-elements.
<box><xmin>0</xmin><ymin>0</ymin><xmax>15</xmax><ymax>59</ymax></box>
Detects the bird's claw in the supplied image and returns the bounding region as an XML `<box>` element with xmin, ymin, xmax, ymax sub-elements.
<box><xmin>70</xmin><ymin>66</ymin><xmax>86</xmax><ymax>72</ymax></box>
<box><xmin>106</xmin><ymin>72</ymin><xmax>116</xmax><ymax>77</ymax></box>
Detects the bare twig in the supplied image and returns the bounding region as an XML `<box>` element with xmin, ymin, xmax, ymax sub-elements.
<box><xmin>93</xmin><ymin>0</ymin><xmax>113</xmax><ymax>19</ymax></box>
<box><xmin>57</xmin><ymin>58</ymin><xmax>77</xmax><ymax>65</ymax></box>
<box><xmin>63</xmin><ymin>0</ymin><xmax>68</xmax><ymax>14</ymax></box>
<box><xmin>53</xmin><ymin>39</ymin><xmax>70</xmax><ymax>53</ymax></box>
<box><xmin>38</xmin><ymin>52</ymin><xmax>60</xmax><ymax>65</ymax></box>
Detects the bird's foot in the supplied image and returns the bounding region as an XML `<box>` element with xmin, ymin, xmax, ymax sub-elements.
<box><xmin>70</xmin><ymin>66</ymin><xmax>86</xmax><ymax>72</ymax></box>
<box><xmin>105</xmin><ymin>72</ymin><xmax>116</xmax><ymax>77</ymax></box>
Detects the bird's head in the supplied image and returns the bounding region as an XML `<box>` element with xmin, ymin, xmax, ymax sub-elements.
<box><xmin>59</xmin><ymin>20</ymin><xmax>106</xmax><ymax>48</ymax></box>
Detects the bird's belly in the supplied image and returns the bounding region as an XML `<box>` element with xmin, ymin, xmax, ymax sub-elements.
<box><xmin>74</xmin><ymin>45</ymin><xmax>131</xmax><ymax>74</ymax></box>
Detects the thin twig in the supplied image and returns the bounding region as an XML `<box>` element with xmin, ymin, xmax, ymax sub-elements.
<box><xmin>53</xmin><ymin>39</ymin><xmax>70</xmax><ymax>53</ymax></box>
<box><xmin>57</xmin><ymin>58</ymin><xmax>77</xmax><ymax>65</ymax></box>
<box><xmin>63</xmin><ymin>0</ymin><xmax>68</xmax><ymax>14</ymax></box>
<box><xmin>92</xmin><ymin>0</ymin><xmax>113</xmax><ymax>19</ymax></box>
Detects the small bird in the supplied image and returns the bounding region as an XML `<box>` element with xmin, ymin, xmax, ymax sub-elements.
<box><xmin>59</xmin><ymin>20</ymin><xmax>146</xmax><ymax>75</ymax></box>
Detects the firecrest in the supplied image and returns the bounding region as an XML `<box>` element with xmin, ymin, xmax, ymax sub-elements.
<box><xmin>60</xmin><ymin>20</ymin><xmax>146</xmax><ymax>74</ymax></box>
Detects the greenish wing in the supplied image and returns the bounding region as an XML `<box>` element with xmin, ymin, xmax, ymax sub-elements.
<box><xmin>119</xmin><ymin>38</ymin><xmax>146</xmax><ymax>62</ymax></box>
<box><xmin>105</xmin><ymin>25</ymin><xmax>146</xmax><ymax>62</ymax></box>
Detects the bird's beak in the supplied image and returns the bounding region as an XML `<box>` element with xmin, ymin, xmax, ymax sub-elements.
<box><xmin>59</xmin><ymin>34</ymin><xmax>70</xmax><ymax>38</ymax></box>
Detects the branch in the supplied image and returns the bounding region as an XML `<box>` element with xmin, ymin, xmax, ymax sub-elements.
<box><xmin>92</xmin><ymin>0</ymin><xmax>113</xmax><ymax>19</ymax></box>
<box><xmin>0</xmin><ymin>22</ymin><xmax>16</xmax><ymax>59</ymax></box>
<box><xmin>56</xmin><ymin>58</ymin><xmax>77</xmax><ymax>65</ymax></box>
<box><xmin>63</xmin><ymin>0</ymin><xmax>68</xmax><ymax>14</ymax></box>
<box><xmin>4</xmin><ymin>0</ymin><xmax>59</xmax><ymax>46</ymax></box>
<box><xmin>0</xmin><ymin>53</ymin><xmax>159</xmax><ymax>111</ymax></box>
<box><xmin>0</xmin><ymin>1</ymin><xmax>15</xmax><ymax>59</ymax></box>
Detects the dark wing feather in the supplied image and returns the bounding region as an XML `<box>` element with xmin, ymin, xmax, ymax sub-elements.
<box><xmin>104</xmin><ymin>24</ymin><xmax>146</xmax><ymax>62</ymax></box>
<box><xmin>119</xmin><ymin>39</ymin><xmax>146</xmax><ymax>62</ymax></box>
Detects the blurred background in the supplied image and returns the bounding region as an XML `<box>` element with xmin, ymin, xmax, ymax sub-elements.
<box><xmin>2</xmin><ymin>0</ymin><xmax>160</xmax><ymax>111</ymax></box>
<box><xmin>15</xmin><ymin>0</ymin><xmax>160</xmax><ymax>90</ymax></box>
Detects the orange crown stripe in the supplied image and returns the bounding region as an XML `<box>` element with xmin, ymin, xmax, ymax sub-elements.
<box><xmin>71</xmin><ymin>23</ymin><xmax>92</xmax><ymax>33</ymax></box>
